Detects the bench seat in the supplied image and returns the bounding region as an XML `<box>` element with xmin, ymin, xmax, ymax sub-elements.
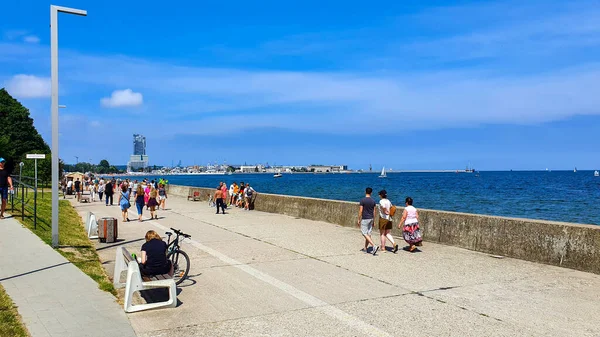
<box><xmin>113</xmin><ymin>246</ymin><xmax>177</xmax><ymax>313</ymax></box>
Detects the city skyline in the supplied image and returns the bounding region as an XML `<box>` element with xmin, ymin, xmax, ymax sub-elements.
<box><xmin>2</xmin><ymin>1</ymin><xmax>600</xmax><ymax>170</ymax></box>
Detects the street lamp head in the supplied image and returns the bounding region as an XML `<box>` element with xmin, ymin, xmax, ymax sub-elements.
<box><xmin>19</xmin><ymin>162</ymin><xmax>24</xmax><ymax>167</ymax></box>
<box><xmin>52</xmin><ymin>5</ymin><xmax>87</xmax><ymax>16</ymax></box>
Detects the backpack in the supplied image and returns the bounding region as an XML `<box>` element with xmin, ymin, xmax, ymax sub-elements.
<box><xmin>246</xmin><ymin>187</ymin><xmax>254</xmax><ymax>197</ymax></box>
<box><xmin>389</xmin><ymin>205</ymin><xmax>397</xmax><ymax>217</ymax></box>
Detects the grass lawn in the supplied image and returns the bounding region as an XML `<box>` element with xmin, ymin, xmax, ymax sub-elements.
<box><xmin>9</xmin><ymin>191</ymin><xmax>116</xmax><ymax>296</ymax></box>
<box><xmin>0</xmin><ymin>283</ymin><xmax>29</xmax><ymax>337</ymax></box>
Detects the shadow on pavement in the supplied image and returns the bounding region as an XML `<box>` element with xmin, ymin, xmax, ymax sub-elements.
<box><xmin>0</xmin><ymin>261</ymin><xmax>71</xmax><ymax>281</ymax></box>
<box><xmin>96</xmin><ymin>238</ymin><xmax>145</xmax><ymax>251</ymax></box>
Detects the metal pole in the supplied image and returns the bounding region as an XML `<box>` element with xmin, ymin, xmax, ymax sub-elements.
<box><xmin>21</xmin><ymin>183</ymin><xmax>24</xmax><ymax>221</ymax></box>
<box><xmin>34</xmin><ymin>158</ymin><xmax>38</xmax><ymax>229</ymax></box>
<box><xmin>50</xmin><ymin>5</ymin><xmax>87</xmax><ymax>247</ymax></box>
<box><xmin>51</xmin><ymin>5</ymin><xmax>59</xmax><ymax>247</ymax></box>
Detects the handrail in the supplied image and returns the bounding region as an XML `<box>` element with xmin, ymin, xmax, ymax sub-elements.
<box><xmin>10</xmin><ymin>178</ymin><xmax>39</xmax><ymax>229</ymax></box>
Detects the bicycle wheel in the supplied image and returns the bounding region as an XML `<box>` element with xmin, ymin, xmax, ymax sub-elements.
<box><xmin>168</xmin><ymin>249</ymin><xmax>190</xmax><ymax>285</ymax></box>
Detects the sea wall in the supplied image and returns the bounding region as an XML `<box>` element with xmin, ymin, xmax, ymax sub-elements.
<box><xmin>167</xmin><ymin>184</ymin><xmax>600</xmax><ymax>274</ymax></box>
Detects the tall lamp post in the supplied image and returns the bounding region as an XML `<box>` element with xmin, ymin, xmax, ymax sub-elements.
<box><xmin>51</xmin><ymin>5</ymin><xmax>87</xmax><ymax>248</ymax></box>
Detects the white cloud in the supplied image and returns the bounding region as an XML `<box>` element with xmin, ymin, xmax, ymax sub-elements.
<box><xmin>4</xmin><ymin>30</ymin><xmax>27</xmax><ymax>40</ymax></box>
<box><xmin>4</xmin><ymin>1</ymin><xmax>600</xmax><ymax>133</ymax></box>
<box><xmin>4</xmin><ymin>74</ymin><xmax>51</xmax><ymax>98</ymax></box>
<box><xmin>100</xmin><ymin>89</ymin><xmax>143</xmax><ymax>107</ymax></box>
<box><xmin>23</xmin><ymin>35</ymin><xmax>40</xmax><ymax>44</ymax></box>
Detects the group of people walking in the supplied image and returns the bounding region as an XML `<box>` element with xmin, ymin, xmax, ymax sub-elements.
<box><xmin>118</xmin><ymin>179</ymin><xmax>168</xmax><ymax>222</ymax></box>
<box><xmin>358</xmin><ymin>187</ymin><xmax>422</xmax><ymax>255</ymax></box>
<box><xmin>62</xmin><ymin>176</ymin><xmax>168</xmax><ymax>222</ymax></box>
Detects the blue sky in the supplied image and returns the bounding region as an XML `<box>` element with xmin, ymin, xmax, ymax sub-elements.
<box><xmin>2</xmin><ymin>0</ymin><xmax>600</xmax><ymax>170</ymax></box>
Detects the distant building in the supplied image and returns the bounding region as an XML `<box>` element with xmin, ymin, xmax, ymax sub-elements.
<box><xmin>239</xmin><ymin>165</ymin><xmax>264</xmax><ymax>173</ymax></box>
<box><xmin>128</xmin><ymin>154</ymin><xmax>149</xmax><ymax>172</ymax></box>
<box><xmin>308</xmin><ymin>165</ymin><xmax>348</xmax><ymax>173</ymax></box>
<box><xmin>128</xmin><ymin>134</ymin><xmax>149</xmax><ymax>172</ymax></box>
<box><xmin>133</xmin><ymin>134</ymin><xmax>146</xmax><ymax>155</ymax></box>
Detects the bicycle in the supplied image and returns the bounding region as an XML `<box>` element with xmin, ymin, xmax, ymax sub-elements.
<box><xmin>165</xmin><ymin>228</ymin><xmax>191</xmax><ymax>285</ymax></box>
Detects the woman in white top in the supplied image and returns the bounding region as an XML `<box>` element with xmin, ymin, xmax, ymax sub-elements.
<box><xmin>378</xmin><ymin>190</ymin><xmax>398</xmax><ymax>253</ymax></box>
<box><xmin>98</xmin><ymin>180</ymin><xmax>105</xmax><ymax>201</ymax></box>
<box><xmin>398</xmin><ymin>196</ymin><xmax>422</xmax><ymax>252</ymax></box>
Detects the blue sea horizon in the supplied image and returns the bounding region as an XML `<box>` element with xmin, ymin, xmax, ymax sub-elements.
<box><xmin>105</xmin><ymin>171</ymin><xmax>599</xmax><ymax>225</ymax></box>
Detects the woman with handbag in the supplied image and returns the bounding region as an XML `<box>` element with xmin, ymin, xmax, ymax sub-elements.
<box><xmin>378</xmin><ymin>190</ymin><xmax>399</xmax><ymax>253</ymax></box>
<box><xmin>119</xmin><ymin>184</ymin><xmax>131</xmax><ymax>222</ymax></box>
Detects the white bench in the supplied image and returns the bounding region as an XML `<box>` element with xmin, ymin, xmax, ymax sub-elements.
<box><xmin>113</xmin><ymin>246</ymin><xmax>177</xmax><ymax>313</ymax></box>
<box><xmin>85</xmin><ymin>211</ymin><xmax>98</xmax><ymax>239</ymax></box>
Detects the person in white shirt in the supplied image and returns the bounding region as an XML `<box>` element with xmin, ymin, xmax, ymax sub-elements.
<box><xmin>90</xmin><ymin>181</ymin><xmax>97</xmax><ymax>201</ymax></box>
<box><xmin>132</xmin><ymin>180</ymin><xmax>139</xmax><ymax>198</ymax></box>
<box><xmin>228</xmin><ymin>183</ymin><xmax>235</xmax><ymax>206</ymax></box>
<box><xmin>398</xmin><ymin>196</ymin><xmax>423</xmax><ymax>252</ymax></box>
<box><xmin>378</xmin><ymin>190</ymin><xmax>398</xmax><ymax>253</ymax></box>
<box><xmin>244</xmin><ymin>183</ymin><xmax>256</xmax><ymax>210</ymax></box>
<box><xmin>66</xmin><ymin>179</ymin><xmax>73</xmax><ymax>196</ymax></box>
<box><xmin>98</xmin><ymin>179</ymin><xmax>105</xmax><ymax>201</ymax></box>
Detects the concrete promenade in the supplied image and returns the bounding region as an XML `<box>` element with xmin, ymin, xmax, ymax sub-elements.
<box><xmin>73</xmin><ymin>196</ymin><xmax>600</xmax><ymax>337</ymax></box>
<box><xmin>0</xmin><ymin>216</ymin><xmax>137</xmax><ymax>337</ymax></box>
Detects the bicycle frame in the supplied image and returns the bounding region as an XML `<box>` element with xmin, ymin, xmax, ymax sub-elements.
<box><xmin>166</xmin><ymin>233</ymin><xmax>181</xmax><ymax>253</ymax></box>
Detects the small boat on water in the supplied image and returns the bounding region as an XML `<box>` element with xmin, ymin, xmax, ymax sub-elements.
<box><xmin>274</xmin><ymin>173</ymin><xmax>283</xmax><ymax>178</ymax></box>
<box><xmin>379</xmin><ymin>167</ymin><xmax>387</xmax><ymax>178</ymax></box>
<box><xmin>574</xmin><ymin>167</ymin><xmax>577</xmax><ymax>173</ymax></box>
<box><xmin>595</xmin><ymin>171</ymin><xmax>599</xmax><ymax>177</ymax></box>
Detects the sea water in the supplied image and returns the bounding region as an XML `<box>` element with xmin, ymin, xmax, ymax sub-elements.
<box><xmin>121</xmin><ymin>171</ymin><xmax>600</xmax><ymax>225</ymax></box>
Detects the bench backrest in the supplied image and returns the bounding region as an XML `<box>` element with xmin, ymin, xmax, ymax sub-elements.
<box><xmin>121</xmin><ymin>247</ymin><xmax>134</xmax><ymax>265</ymax></box>
<box><xmin>121</xmin><ymin>247</ymin><xmax>145</xmax><ymax>284</ymax></box>
<box><xmin>114</xmin><ymin>246</ymin><xmax>142</xmax><ymax>289</ymax></box>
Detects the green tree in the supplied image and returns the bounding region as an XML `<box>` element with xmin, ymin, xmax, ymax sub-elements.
<box><xmin>97</xmin><ymin>159</ymin><xmax>110</xmax><ymax>174</ymax></box>
<box><xmin>254</xmin><ymin>166</ymin><xmax>259</xmax><ymax>172</ymax></box>
<box><xmin>0</xmin><ymin>88</ymin><xmax>51</xmax><ymax>175</ymax></box>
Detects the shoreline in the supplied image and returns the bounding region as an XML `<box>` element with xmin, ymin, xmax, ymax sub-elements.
<box><xmin>93</xmin><ymin>169</ymin><xmax>600</xmax><ymax>176</ymax></box>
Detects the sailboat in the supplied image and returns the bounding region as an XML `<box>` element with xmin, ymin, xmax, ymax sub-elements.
<box><xmin>379</xmin><ymin>167</ymin><xmax>387</xmax><ymax>178</ymax></box>
<box><xmin>595</xmin><ymin>171</ymin><xmax>599</xmax><ymax>177</ymax></box>
<box><xmin>574</xmin><ymin>167</ymin><xmax>577</xmax><ymax>173</ymax></box>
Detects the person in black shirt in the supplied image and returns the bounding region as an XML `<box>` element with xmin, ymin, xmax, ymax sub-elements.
<box><xmin>358</xmin><ymin>187</ymin><xmax>378</xmax><ymax>255</ymax></box>
<box><xmin>74</xmin><ymin>178</ymin><xmax>82</xmax><ymax>202</ymax></box>
<box><xmin>105</xmin><ymin>179</ymin><xmax>114</xmax><ymax>206</ymax></box>
<box><xmin>0</xmin><ymin>158</ymin><xmax>14</xmax><ymax>219</ymax></box>
<box><xmin>139</xmin><ymin>230</ymin><xmax>173</xmax><ymax>276</ymax></box>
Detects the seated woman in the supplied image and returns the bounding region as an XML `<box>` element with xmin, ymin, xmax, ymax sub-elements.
<box><xmin>139</xmin><ymin>230</ymin><xmax>173</xmax><ymax>277</ymax></box>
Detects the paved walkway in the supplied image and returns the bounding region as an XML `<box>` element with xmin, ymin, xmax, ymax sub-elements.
<box><xmin>72</xmin><ymin>196</ymin><xmax>600</xmax><ymax>337</ymax></box>
<box><xmin>0</xmin><ymin>216</ymin><xmax>137</xmax><ymax>337</ymax></box>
